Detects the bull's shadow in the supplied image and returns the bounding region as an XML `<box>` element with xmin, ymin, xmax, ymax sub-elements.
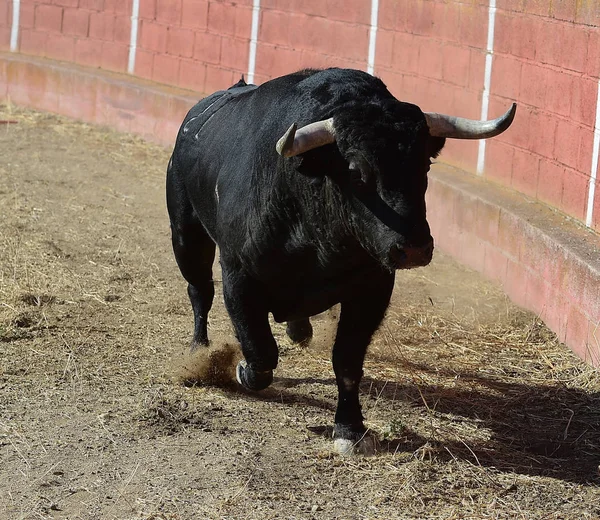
<box><xmin>231</xmin><ymin>365</ymin><xmax>600</xmax><ymax>485</ymax></box>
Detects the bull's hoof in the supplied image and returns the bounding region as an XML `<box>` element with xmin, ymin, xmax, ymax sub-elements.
<box><xmin>333</xmin><ymin>424</ymin><xmax>378</xmax><ymax>456</ymax></box>
<box><xmin>235</xmin><ymin>360</ymin><xmax>273</xmax><ymax>391</ymax></box>
<box><xmin>286</xmin><ymin>320</ymin><xmax>313</xmax><ymax>345</ymax></box>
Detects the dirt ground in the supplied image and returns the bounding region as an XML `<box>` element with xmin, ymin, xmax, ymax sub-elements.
<box><xmin>1</xmin><ymin>105</ymin><xmax>599</xmax><ymax>520</ymax></box>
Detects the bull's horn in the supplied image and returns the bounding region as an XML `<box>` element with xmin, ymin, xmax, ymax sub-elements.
<box><xmin>424</xmin><ymin>103</ymin><xmax>516</xmax><ymax>139</ymax></box>
<box><xmin>276</xmin><ymin>118</ymin><xmax>336</xmax><ymax>157</ymax></box>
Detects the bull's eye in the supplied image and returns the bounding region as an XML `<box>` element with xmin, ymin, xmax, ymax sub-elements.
<box><xmin>349</xmin><ymin>168</ymin><xmax>371</xmax><ymax>192</ymax></box>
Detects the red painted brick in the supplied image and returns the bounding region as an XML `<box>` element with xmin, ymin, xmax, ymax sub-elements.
<box><xmin>493</xmin><ymin>11</ymin><xmax>513</xmax><ymax>56</ymax></box>
<box><xmin>193</xmin><ymin>31</ymin><xmax>221</xmax><ymax>64</ymax></box>
<box><xmin>550</xmin><ymin>1</ymin><xmax>576</xmax><ymax>22</ymax></box>
<box><xmin>19</xmin><ymin>2</ymin><xmax>35</xmax><ymax>28</ymax></box>
<box><xmin>543</xmin><ymin>288</ymin><xmax>568</xmax><ymax>344</ymax></box>
<box><xmin>537</xmin><ymin>23</ymin><xmax>588</xmax><ymax>74</ymax></box>
<box><xmin>46</xmin><ymin>34</ymin><xmax>76</xmax><ymax>61</ymax></box>
<box><xmin>524</xmin><ymin>0</ymin><xmax>551</xmax><ymax>17</ymax></box>
<box><xmin>459</xmin><ymin>4</ymin><xmax>487</xmax><ymax>48</ymax></box>
<box><xmin>510</xmin><ymin>15</ymin><xmax>539</xmax><ymax>60</ymax></box>
<box><xmin>294</xmin><ymin>0</ymin><xmax>328</xmax><ymax>18</ymax></box>
<box><xmin>520</xmin><ymin>61</ymin><xmax>548</xmax><ymax>108</ymax></box>
<box><xmin>475</xmin><ymin>197</ymin><xmax>501</xmax><ymax>245</ymax></box>
<box><xmin>490</xmin><ymin>53</ymin><xmax>521</xmax><ymax>101</ymax></box>
<box><xmin>560</xmin><ymin>168</ymin><xmax>588</xmax><ymax>221</ymax></box>
<box><xmin>0</xmin><ymin>1</ymin><xmax>10</xmax><ymax>28</ymax></box>
<box><xmin>234</xmin><ymin>4</ymin><xmax>252</xmax><ymax>39</ymax></box>
<box><xmin>571</xmin><ymin>77</ymin><xmax>598</xmax><ymax>128</ymax></box>
<box><xmin>554</xmin><ymin>119</ymin><xmax>582</xmax><ymax>170</ymax></box>
<box><xmin>182</xmin><ymin>0</ymin><xmax>208</xmax><ymax>29</ymax></box>
<box><xmin>139</xmin><ymin>21</ymin><xmax>168</xmax><ymax>53</ymax></box>
<box><xmin>376</xmin><ymin>68</ymin><xmax>403</xmax><ymax>97</ymax></box>
<box><xmin>566</xmin><ymin>306</ymin><xmax>591</xmax><ymax>361</ymax></box>
<box><xmin>19</xmin><ymin>28</ymin><xmax>49</xmax><ymax>57</ymax></box>
<box><xmin>375</xmin><ymin>29</ymin><xmax>394</xmax><ymax>69</ymax></box>
<box><xmin>101</xmin><ymin>41</ymin><xmax>128</xmax><ymax>72</ymax></box>
<box><xmin>133</xmin><ymin>48</ymin><xmax>154</xmax><ymax>79</ymax></box>
<box><xmin>393</xmin><ymin>0</ymin><xmax>410</xmax><ymax>33</ymax></box>
<box><xmin>139</xmin><ymin>0</ymin><xmax>156</xmax><ymax>20</ymax></box>
<box><xmin>289</xmin><ymin>13</ymin><xmax>333</xmax><ymax>53</ymax></box>
<box><xmin>497</xmin><ymin>0</ymin><xmax>525</xmax><ymax>11</ymax></box>
<box><xmin>468</xmin><ymin>49</ymin><xmax>485</xmax><ymax>91</ymax></box>
<box><xmin>504</xmin><ymin>259</ymin><xmax>529</xmax><ymax>308</ymax></box>
<box><xmin>104</xmin><ymin>0</ymin><xmax>133</xmax><ymax>15</ymax></box>
<box><xmin>578</xmin><ymin>127</ymin><xmax>594</xmax><ymax>174</ymax></box>
<box><xmin>525</xmin><ymin>273</ymin><xmax>551</xmax><ymax>323</ymax></box>
<box><xmin>586</xmin><ymin>29</ymin><xmax>600</xmax><ymax>79</ymax></box>
<box><xmin>407</xmin><ymin>0</ymin><xmax>436</xmax><ymax>38</ymax></box>
<box><xmin>204</xmin><ymin>65</ymin><xmax>235</xmax><ymax>92</ymax></box>
<box><xmin>208</xmin><ymin>1</ymin><xmax>236</xmax><ymax>36</ymax></box>
<box><xmin>325</xmin><ymin>0</ymin><xmax>370</xmax><ymax>24</ymax></box>
<box><xmin>593</xmin><ymin>178</ymin><xmax>600</xmax><ymax>231</ymax></box>
<box><xmin>441</xmin><ymin>44</ymin><xmax>470</xmax><ymax>88</ymax></box>
<box><xmin>79</xmin><ymin>0</ymin><xmax>105</xmax><ymax>11</ymax></box>
<box><xmin>35</xmin><ymin>4</ymin><xmax>64</xmax><ymax>32</ymax></box>
<box><xmin>391</xmin><ymin>32</ymin><xmax>421</xmax><ymax>75</ymax></box>
<box><xmin>417</xmin><ymin>37</ymin><xmax>443</xmax><ymax>81</ymax></box>
<box><xmin>458</xmin><ymin>230</ymin><xmax>486</xmax><ymax>273</ymax></box>
<box><xmin>576</xmin><ymin>2</ymin><xmax>600</xmax><ymax>25</ymax></box>
<box><xmin>484</xmin><ymin>243</ymin><xmax>509</xmax><ymax>285</ymax></box>
<box><xmin>220</xmin><ymin>36</ymin><xmax>248</xmax><ymax>70</ymax></box>
<box><xmin>511</xmin><ymin>148</ymin><xmax>540</xmax><ymax>197</ymax></box>
<box><xmin>167</xmin><ymin>27</ymin><xmax>195</xmax><ymax>57</ymax></box>
<box><xmin>63</xmin><ymin>8</ymin><xmax>90</xmax><ymax>37</ymax></box>
<box><xmin>260</xmin><ymin>9</ymin><xmax>290</xmax><ymax>47</ymax></box>
<box><xmin>378</xmin><ymin>0</ymin><xmax>396</xmax><ymax>31</ymax></box>
<box><xmin>256</xmin><ymin>43</ymin><xmax>303</xmax><ymax>78</ymax></box>
<box><xmin>500</xmin><ymin>100</ymin><xmax>530</xmax><ymax>150</ymax></box>
<box><xmin>114</xmin><ymin>16</ymin><xmax>131</xmax><ymax>44</ymax></box>
<box><xmin>73</xmin><ymin>37</ymin><xmax>102</xmax><ymax>68</ymax></box>
<box><xmin>178</xmin><ymin>57</ymin><xmax>206</xmax><ymax>92</ymax></box>
<box><xmin>331</xmin><ymin>22</ymin><xmax>369</xmax><ymax>62</ymax></box>
<box><xmin>528</xmin><ymin>109</ymin><xmax>557</xmax><ymax>160</ymax></box>
<box><xmin>438</xmin><ymin>2</ymin><xmax>461</xmax><ymax>44</ymax></box>
<box><xmin>497</xmin><ymin>210</ymin><xmax>522</xmax><ymax>260</ymax></box>
<box><xmin>58</xmin><ymin>72</ymin><xmax>97</xmax><ymax>121</ymax></box>
<box><xmin>53</xmin><ymin>0</ymin><xmax>79</xmax><ymax>8</ymax></box>
<box><xmin>156</xmin><ymin>0</ymin><xmax>182</xmax><ymax>25</ymax></box>
<box><xmin>536</xmin><ymin>160</ymin><xmax>564</xmax><ymax>208</ymax></box>
<box><xmin>89</xmin><ymin>12</ymin><xmax>115</xmax><ymax>41</ymax></box>
<box><xmin>152</xmin><ymin>53</ymin><xmax>180</xmax><ymax>85</ymax></box>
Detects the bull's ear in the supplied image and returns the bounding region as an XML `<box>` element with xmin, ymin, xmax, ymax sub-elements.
<box><xmin>428</xmin><ymin>136</ymin><xmax>446</xmax><ymax>159</ymax></box>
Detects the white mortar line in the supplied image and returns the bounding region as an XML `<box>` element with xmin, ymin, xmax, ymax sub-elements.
<box><xmin>585</xmin><ymin>80</ymin><xmax>600</xmax><ymax>227</ymax></box>
<box><xmin>10</xmin><ymin>0</ymin><xmax>20</xmax><ymax>52</ymax></box>
<box><xmin>367</xmin><ymin>0</ymin><xmax>379</xmax><ymax>75</ymax></box>
<box><xmin>247</xmin><ymin>0</ymin><xmax>261</xmax><ymax>84</ymax></box>
<box><xmin>476</xmin><ymin>0</ymin><xmax>497</xmax><ymax>176</ymax></box>
<box><xmin>127</xmin><ymin>0</ymin><xmax>140</xmax><ymax>74</ymax></box>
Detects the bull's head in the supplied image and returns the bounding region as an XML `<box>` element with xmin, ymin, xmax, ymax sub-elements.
<box><xmin>276</xmin><ymin>102</ymin><xmax>516</xmax><ymax>271</ymax></box>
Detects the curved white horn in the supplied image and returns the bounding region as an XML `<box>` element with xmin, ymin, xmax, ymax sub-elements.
<box><xmin>276</xmin><ymin>118</ymin><xmax>336</xmax><ymax>157</ymax></box>
<box><xmin>424</xmin><ymin>103</ymin><xmax>517</xmax><ymax>139</ymax></box>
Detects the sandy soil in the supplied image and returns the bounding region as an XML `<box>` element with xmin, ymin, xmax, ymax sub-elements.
<box><xmin>1</xmin><ymin>105</ymin><xmax>599</xmax><ymax>520</ymax></box>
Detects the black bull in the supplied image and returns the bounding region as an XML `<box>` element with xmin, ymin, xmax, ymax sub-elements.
<box><xmin>166</xmin><ymin>68</ymin><xmax>515</xmax><ymax>454</ymax></box>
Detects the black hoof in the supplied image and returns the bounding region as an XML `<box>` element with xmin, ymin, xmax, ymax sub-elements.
<box><xmin>286</xmin><ymin>321</ymin><xmax>313</xmax><ymax>344</ymax></box>
<box><xmin>236</xmin><ymin>360</ymin><xmax>273</xmax><ymax>391</ymax></box>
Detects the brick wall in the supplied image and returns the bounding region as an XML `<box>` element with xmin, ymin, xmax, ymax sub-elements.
<box><xmin>2</xmin><ymin>0</ymin><xmax>600</xmax><ymax>232</ymax></box>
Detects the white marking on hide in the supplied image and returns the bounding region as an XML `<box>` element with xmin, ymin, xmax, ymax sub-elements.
<box><xmin>128</xmin><ymin>0</ymin><xmax>140</xmax><ymax>74</ymax></box>
<box><xmin>476</xmin><ymin>0</ymin><xmax>497</xmax><ymax>176</ymax></box>
<box><xmin>215</xmin><ymin>182</ymin><xmax>219</xmax><ymax>204</ymax></box>
<box><xmin>247</xmin><ymin>0</ymin><xmax>261</xmax><ymax>84</ymax></box>
<box><xmin>10</xmin><ymin>0</ymin><xmax>20</xmax><ymax>52</ymax></box>
<box><xmin>367</xmin><ymin>0</ymin><xmax>379</xmax><ymax>75</ymax></box>
<box><xmin>585</xmin><ymin>81</ymin><xmax>600</xmax><ymax>228</ymax></box>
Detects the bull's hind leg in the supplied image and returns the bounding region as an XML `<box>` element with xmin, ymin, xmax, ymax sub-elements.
<box><xmin>167</xmin><ymin>170</ymin><xmax>216</xmax><ymax>349</ymax></box>
<box><xmin>332</xmin><ymin>271</ymin><xmax>394</xmax><ymax>455</ymax></box>
<box><xmin>286</xmin><ymin>318</ymin><xmax>313</xmax><ymax>344</ymax></box>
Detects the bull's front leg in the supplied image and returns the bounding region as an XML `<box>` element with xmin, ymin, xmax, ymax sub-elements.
<box><xmin>332</xmin><ymin>271</ymin><xmax>394</xmax><ymax>455</ymax></box>
<box><xmin>221</xmin><ymin>265</ymin><xmax>278</xmax><ymax>391</ymax></box>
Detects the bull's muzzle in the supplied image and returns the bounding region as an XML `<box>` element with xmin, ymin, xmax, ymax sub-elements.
<box><xmin>389</xmin><ymin>239</ymin><xmax>434</xmax><ymax>269</ymax></box>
